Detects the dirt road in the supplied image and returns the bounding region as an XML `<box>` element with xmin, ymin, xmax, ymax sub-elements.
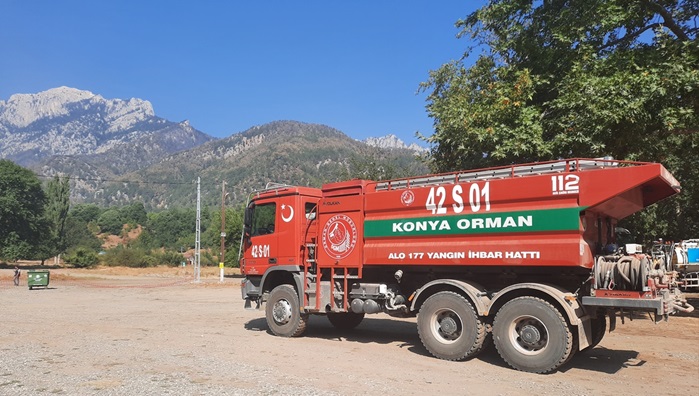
<box><xmin>1</xmin><ymin>268</ymin><xmax>698</xmax><ymax>395</ymax></box>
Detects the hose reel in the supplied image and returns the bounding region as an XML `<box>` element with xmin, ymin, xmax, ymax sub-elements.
<box><xmin>594</xmin><ymin>256</ymin><xmax>650</xmax><ymax>291</ymax></box>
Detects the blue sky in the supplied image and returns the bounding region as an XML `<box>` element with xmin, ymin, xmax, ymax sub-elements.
<box><xmin>1</xmin><ymin>1</ymin><xmax>483</xmax><ymax>145</ymax></box>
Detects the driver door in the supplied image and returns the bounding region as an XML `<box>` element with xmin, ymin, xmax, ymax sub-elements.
<box><xmin>243</xmin><ymin>201</ymin><xmax>277</xmax><ymax>275</ymax></box>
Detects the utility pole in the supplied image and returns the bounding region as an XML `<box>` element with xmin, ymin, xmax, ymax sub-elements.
<box><xmin>194</xmin><ymin>177</ymin><xmax>201</xmax><ymax>283</ymax></box>
<box><xmin>219</xmin><ymin>181</ymin><xmax>226</xmax><ymax>283</ymax></box>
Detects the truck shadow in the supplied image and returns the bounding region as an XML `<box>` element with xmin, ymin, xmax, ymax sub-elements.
<box><xmin>245</xmin><ymin>315</ymin><xmax>644</xmax><ymax>374</ymax></box>
<box><xmin>680</xmin><ymin>296</ymin><xmax>699</xmax><ymax>318</ymax></box>
<box><xmin>244</xmin><ymin>315</ymin><xmax>428</xmax><ymax>354</ymax></box>
<box><xmin>563</xmin><ymin>347</ymin><xmax>645</xmax><ymax>374</ymax></box>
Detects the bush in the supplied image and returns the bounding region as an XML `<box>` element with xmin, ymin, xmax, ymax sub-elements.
<box><xmin>154</xmin><ymin>251</ymin><xmax>185</xmax><ymax>267</ymax></box>
<box><xmin>224</xmin><ymin>248</ymin><xmax>240</xmax><ymax>268</ymax></box>
<box><xmin>100</xmin><ymin>247</ymin><xmax>155</xmax><ymax>268</ymax></box>
<box><xmin>99</xmin><ymin>247</ymin><xmax>189</xmax><ymax>267</ymax></box>
<box><xmin>200</xmin><ymin>251</ymin><xmax>217</xmax><ymax>266</ymax></box>
<box><xmin>64</xmin><ymin>247</ymin><xmax>99</xmax><ymax>268</ymax></box>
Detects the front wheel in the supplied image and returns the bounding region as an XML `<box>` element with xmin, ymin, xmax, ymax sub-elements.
<box><xmin>417</xmin><ymin>291</ymin><xmax>486</xmax><ymax>361</ymax></box>
<box><xmin>265</xmin><ymin>284</ymin><xmax>308</xmax><ymax>337</ymax></box>
<box><xmin>493</xmin><ymin>296</ymin><xmax>574</xmax><ymax>373</ymax></box>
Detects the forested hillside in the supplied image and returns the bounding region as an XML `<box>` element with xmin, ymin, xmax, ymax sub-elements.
<box><xmin>90</xmin><ymin>121</ymin><xmax>428</xmax><ymax>208</ymax></box>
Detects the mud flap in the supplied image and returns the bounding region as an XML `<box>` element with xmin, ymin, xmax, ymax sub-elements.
<box><xmin>608</xmin><ymin>310</ymin><xmax>616</xmax><ymax>332</ymax></box>
<box><xmin>577</xmin><ymin>315</ymin><xmax>591</xmax><ymax>350</ymax></box>
<box><xmin>244</xmin><ymin>298</ymin><xmax>261</xmax><ymax>310</ymax></box>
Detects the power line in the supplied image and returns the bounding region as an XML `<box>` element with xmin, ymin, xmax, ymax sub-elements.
<box><xmin>34</xmin><ymin>173</ymin><xmax>220</xmax><ymax>186</ymax></box>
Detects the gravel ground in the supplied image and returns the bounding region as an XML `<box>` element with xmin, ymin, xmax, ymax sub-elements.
<box><xmin>1</xmin><ymin>269</ymin><xmax>698</xmax><ymax>395</ymax></box>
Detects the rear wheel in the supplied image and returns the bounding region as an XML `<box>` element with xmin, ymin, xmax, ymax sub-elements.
<box><xmin>417</xmin><ymin>291</ymin><xmax>486</xmax><ymax>361</ymax></box>
<box><xmin>493</xmin><ymin>296</ymin><xmax>573</xmax><ymax>373</ymax></box>
<box><xmin>265</xmin><ymin>284</ymin><xmax>308</xmax><ymax>337</ymax></box>
<box><xmin>327</xmin><ymin>312</ymin><xmax>365</xmax><ymax>330</ymax></box>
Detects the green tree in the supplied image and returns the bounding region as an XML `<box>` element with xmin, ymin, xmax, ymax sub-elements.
<box><xmin>421</xmin><ymin>0</ymin><xmax>698</xmax><ymax>238</ymax></box>
<box><xmin>0</xmin><ymin>160</ymin><xmax>48</xmax><ymax>261</ymax></box>
<box><xmin>147</xmin><ymin>208</ymin><xmax>204</xmax><ymax>249</ymax></box>
<box><xmin>1</xmin><ymin>232</ymin><xmax>32</xmax><ymax>262</ymax></box>
<box><xmin>120</xmin><ymin>202</ymin><xmax>148</xmax><ymax>226</ymax></box>
<box><xmin>97</xmin><ymin>208</ymin><xmax>124</xmax><ymax>235</ymax></box>
<box><xmin>132</xmin><ymin>227</ymin><xmax>156</xmax><ymax>250</ymax></box>
<box><xmin>45</xmin><ymin>175</ymin><xmax>71</xmax><ymax>259</ymax></box>
<box><xmin>204</xmin><ymin>205</ymin><xmax>245</xmax><ymax>267</ymax></box>
<box><xmin>69</xmin><ymin>203</ymin><xmax>102</xmax><ymax>224</ymax></box>
<box><xmin>64</xmin><ymin>215</ymin><xmax>103</xmax><ymax>251</ymax></box>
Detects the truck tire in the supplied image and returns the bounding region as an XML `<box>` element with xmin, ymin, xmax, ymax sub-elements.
<box><xmin>417</xmin><ymin>291</ymin><xmax>486</xmax><ymax>361</ymax></box>
<box><xmin>493</xmin><ymin>296</ymin><xmax>573</xmax><ymax>373</ymax></box>
<box><xmin>266</xmin><ymin>284</ymin><xmax>308</xmax><ymax>337</ymax></box>
<box><xmin>327</xmin><ymin>312</ymin><xmax>365</xmax><ymax>330</ymax></box>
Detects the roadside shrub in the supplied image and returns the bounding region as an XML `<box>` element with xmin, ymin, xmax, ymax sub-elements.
<box><xmin>64</xmin><ymin>247</ymin><xmax>99</xmax><ymax>268</ymax></box>
<box><xmin>139</xmin><ymin>255</ymin><xmax>158</xmax><ymax>268</ymax></box>
<box><xmin>100</xmin><ymin>246</ymin><xmax>156</xmax><ymax>268</ymax></box>
<box><xmin>224</xmin><ymin>248</ymin><xmax>240</xmax><ymax>268</ymax></box>
<box><xmin>154</xmin><ymin>251</ymin><xmax>185</xmax><ymax>267</ymax></box>
<box><xmin>201</xmin><ymin>251</ymin><xmax>217</xmax><ymax>266</ymax></box>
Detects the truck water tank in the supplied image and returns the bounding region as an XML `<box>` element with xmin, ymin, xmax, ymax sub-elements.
<box><xmin>688</xmin><ymin>248</ymin><xmax>699</xmax><ymax>264</ymax></box>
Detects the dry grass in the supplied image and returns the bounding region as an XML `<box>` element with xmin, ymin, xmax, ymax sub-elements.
<box><xmin>0</xmin><ymin>263</ymin><xmax>241</xmax><ymax>282</ymax></box>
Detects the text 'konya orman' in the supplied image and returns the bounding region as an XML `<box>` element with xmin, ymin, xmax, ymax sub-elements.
<box><xmin>391</xmin><ymin>215</ymin><xmax>533</xmax><ymax>233</ymax></box>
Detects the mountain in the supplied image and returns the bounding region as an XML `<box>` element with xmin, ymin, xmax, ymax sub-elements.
<box><xmin>96</xmin><ymin>121</ymin><xmax>429</xmax><ymax>208</ymax></box>
<box><xmin>364</xmin><ymin>134</ymin><xmax>427</xmax><ymax>153</ymax></box>
<box><xmin>0</xmin><ymin>88</ymin><xmax>429</xmax><ymax>209</ymax></box>
<box><xmin>0</xmin><ymin>87</ymin><xmax>215</xmax><ymax>171</ymax></box>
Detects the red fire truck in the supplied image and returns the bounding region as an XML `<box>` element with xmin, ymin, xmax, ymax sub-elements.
<box><xmin>239</xmin><ymin>158</ymin><xmax>693</xmax><ymax>373</ymax></box>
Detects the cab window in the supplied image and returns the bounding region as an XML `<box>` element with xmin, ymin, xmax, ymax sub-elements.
<box><xmin>305</xmin><ymin>202</ymin><xmax>317</xmax><ymax>220</ymax></box>
<box><xmin>251</xmin><ymin>203</ymin><xmax>276</xmax><ymax>236</ymax></box>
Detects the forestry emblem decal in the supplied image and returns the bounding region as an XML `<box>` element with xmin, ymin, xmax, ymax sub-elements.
<box><xmin>400</xmin><ymin>190</ymin><xmax>415</xmax><ymax>206</ymax></box>
<box><xmin>321</xmin><ymin>214</ymin><xmax>358</xmax><ymax>259</ymax></box>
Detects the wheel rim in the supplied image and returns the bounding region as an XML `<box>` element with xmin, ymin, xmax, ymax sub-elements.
<box><xmin>272</xmin><ymin>299</ymin><xmax>293</xmax><ymax>325</ymax></box>
<box><xmin>508</xmin><ymin>315</ymin><xmax>549</xmax><ymax>355</ymax></box>
<box><xmin>430</xmin><ymin>308</ymin><xmax>462</xmax><ymax>343</ymax></box>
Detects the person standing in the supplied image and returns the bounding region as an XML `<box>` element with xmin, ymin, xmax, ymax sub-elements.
<box><xmin>13</xmin><ymin>266</ymin><xmax>20</xmax><ymax>286</ymax></box>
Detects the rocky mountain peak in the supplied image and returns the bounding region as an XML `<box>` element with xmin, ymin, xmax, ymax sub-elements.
<box><xmin>363</xmin><ymin>134</ymin><xmax>427</xmax><ymax>153</ymax></box>
<box><xmin>0</xmin><ymin>86</ymin><xmax>154</xmax><ymax>129</ymax></box>
<box><xmin>0</xmin><ymin>87</ymin><xmax>212</xmax><ymax>170</ymax></box>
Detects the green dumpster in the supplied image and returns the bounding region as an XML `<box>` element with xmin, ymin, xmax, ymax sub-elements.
<box><xmin>27</xmin><ymin>270</ymin><xmax>50</xmax><ymax>290</ymax></box>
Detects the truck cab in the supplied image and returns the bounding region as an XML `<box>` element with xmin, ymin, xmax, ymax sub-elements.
<box><xmin>240</xmin><ymin>184</ymin><xmax>321</xmax><ymax>307</ymax></box>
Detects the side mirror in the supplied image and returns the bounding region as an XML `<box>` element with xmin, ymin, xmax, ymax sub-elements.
<box><xmin>244</xmin><ymin>203</ymin><xmax>254</xmax><ymax>236</ymax></box>
<box><xmin>305</xmin><ymin>212</ymin><xmax>316</xmax><ymax>221</ymax></box>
